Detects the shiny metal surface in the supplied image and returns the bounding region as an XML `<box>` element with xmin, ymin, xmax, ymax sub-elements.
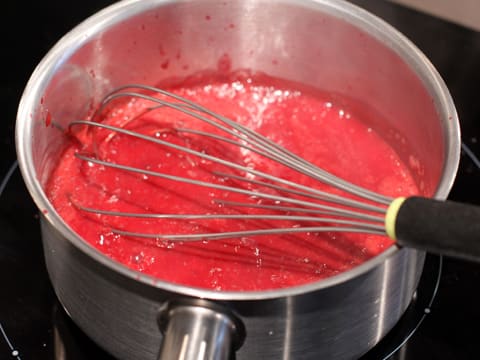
<box><xmin>16</xmin><ymin>0</ymin><xmax>459</xmax><ymax>359</ymax></box>
<box><xmin>157</xmin><ymin>301</ymin><xmax>244</xmax><ymax>360</ymax></box>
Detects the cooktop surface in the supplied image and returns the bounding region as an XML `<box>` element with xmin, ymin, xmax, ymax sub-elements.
<box><xmin>2</xmin><ymin>0</ymin><xmax>480</xmax><ymax>359</ymax></box>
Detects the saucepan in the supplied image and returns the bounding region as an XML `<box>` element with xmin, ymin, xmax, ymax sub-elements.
<box><xmin>15</xmin><ymin>0</ymin><xmax>459</xmax><ymax>359</ymax></box>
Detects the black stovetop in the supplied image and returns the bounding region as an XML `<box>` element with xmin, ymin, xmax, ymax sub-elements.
<box><xmin>2</xmin><ymin>1</ymin><xmax>480</xmax><ymax>359</ymax></box>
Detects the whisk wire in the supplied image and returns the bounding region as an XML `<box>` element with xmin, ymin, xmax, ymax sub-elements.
<box><xmin>112</xmin><ymin>226</ymin><xmax>385</xmax><ymax>242</ymax></box>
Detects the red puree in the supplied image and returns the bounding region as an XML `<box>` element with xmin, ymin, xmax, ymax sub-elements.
<box><xmin>46</xmin><ymin>73</ymin><xmax>418</xmax><ymax>291</ymax></box>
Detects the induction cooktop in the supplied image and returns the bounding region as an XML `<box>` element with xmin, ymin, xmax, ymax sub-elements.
<box><xmin>2</xmin><ymin>0</ymin><xmax>480</xmax><ymax>359</ymax></box>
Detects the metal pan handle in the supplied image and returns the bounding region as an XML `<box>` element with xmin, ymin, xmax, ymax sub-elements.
<box><xmin>158</xmin><ymin>299</ymin><xmax>245</xmax><ymax>360</ymax></box>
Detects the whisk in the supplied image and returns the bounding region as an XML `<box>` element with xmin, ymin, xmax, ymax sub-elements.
<box><xmin>69</xmin><ymin>84</ymin><xmax>480</xmax><ymax>262</ymax></box>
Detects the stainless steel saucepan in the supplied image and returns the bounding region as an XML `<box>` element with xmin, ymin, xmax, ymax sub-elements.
<box><xmin>16</xmin><ymin>0</ymin><xmax>460</xmax><ymax>359</ymax></box>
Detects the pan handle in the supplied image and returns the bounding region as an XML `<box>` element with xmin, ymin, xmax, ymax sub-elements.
<box><xmin>157</xmin><ymin>299</ymin><xmax>245</xmax><ymax>360</ymax></box>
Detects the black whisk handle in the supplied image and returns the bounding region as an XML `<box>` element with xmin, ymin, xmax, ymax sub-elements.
<box><xmin>388</xmin><ymin>196</ymin><xmax>480</xmax><ymax>262</ymax></box>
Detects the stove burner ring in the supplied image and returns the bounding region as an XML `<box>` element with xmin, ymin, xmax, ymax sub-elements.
<box><xmin>0</xmin><ymin>160</ymin><xmax>22</xmax><ymax>360</ymax></box>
